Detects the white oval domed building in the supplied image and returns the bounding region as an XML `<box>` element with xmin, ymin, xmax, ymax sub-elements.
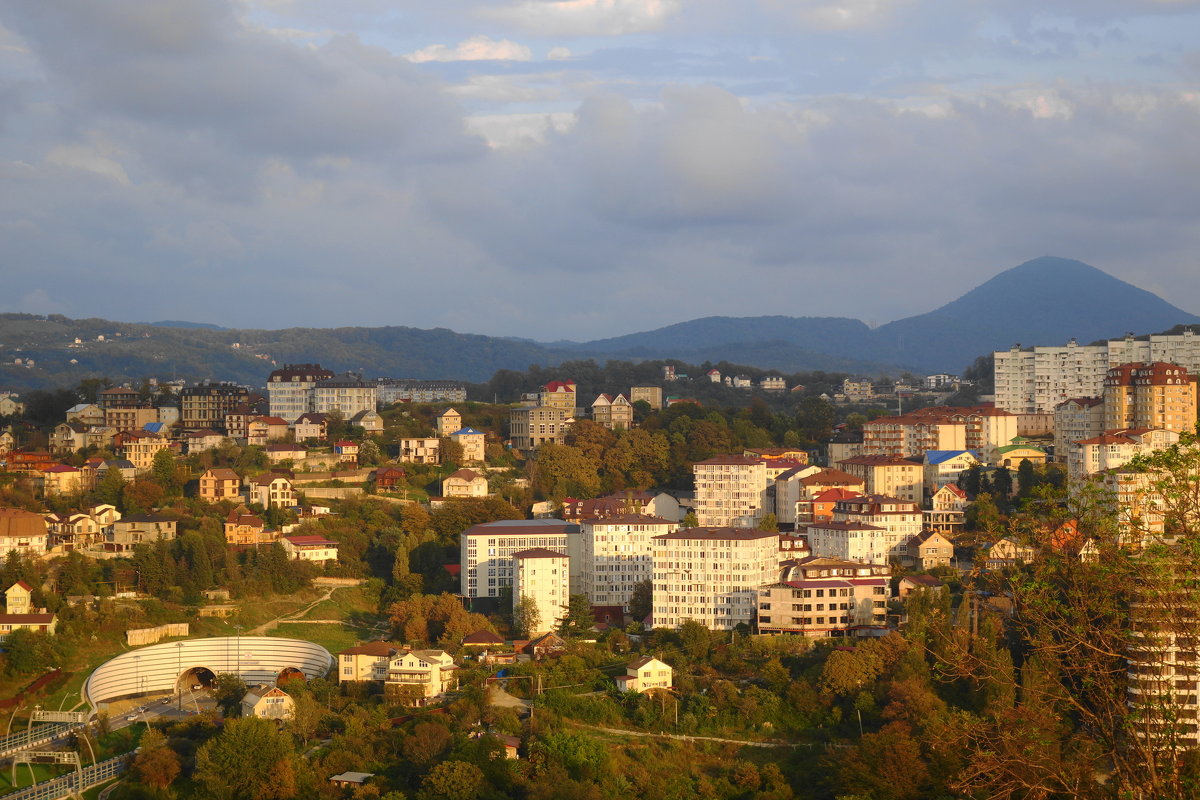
<box><xmin>85</xmin><ymin>637</ymin><xmax>333</xmax><ymax>710</ymax></box>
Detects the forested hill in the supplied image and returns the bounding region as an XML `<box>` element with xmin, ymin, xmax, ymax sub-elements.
<box><xmin>1</xmin><ymin>257</ymin><xmax>1193</xmax><ymax>390</ymax></box>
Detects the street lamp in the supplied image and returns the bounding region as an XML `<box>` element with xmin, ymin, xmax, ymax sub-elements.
<box><xmin>235</xmin><ymin>626</ymin><xmax>242</xmax><ymax>676</ymax></box>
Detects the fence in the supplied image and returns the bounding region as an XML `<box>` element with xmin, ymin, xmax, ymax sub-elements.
<box><xmin>0</xmin><ymin>724</ymin><xmax>78</xmax><ymax>761</ymax></box>
<box><xmin>125</xmin><ymin>623</ymin><xmax>189</xmax><ymax>647</ymax></box>
<box><xmin>3</xmin><ymin>752</ymin><xmax>131</xmax><ymax>800</ymax></box>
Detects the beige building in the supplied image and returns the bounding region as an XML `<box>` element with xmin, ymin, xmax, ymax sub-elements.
<box><xmin>311</xmin><ymin>374</ymin><xmax>376</xmax><ymax>418</ymax></box>
<box><xmin>199</xmin><ymin>468</ymin><xmax>242</xmax><ymax>503</ymax></box>
<box><xmin>442</xmin><ymin>469</ymin><xmax>488</xmax><ymax>499</ymax></box>
<box><xmin>436</xmin><ymin>408</ymin><xmax>462</xmax><ymax>437</ymax></box>
<box><xmin>756</xmin><ymin>557</ymin><xmax>889</xmax><ymax>637</ymax></box>
<box><xmin>508</xmin><ymin>406</ymin><xmax>573</xmax><ymax>451</ymax></box>
<box><xmin>651</xmin><ymin>527</ymin><xmax>779</xmax><ymax>630</ymax></box>
<box><xmin>241</xmin><ymin>685</ymin><xmax>295</xmax><ymax>720</ymax></box>
<box><xmin>925</xmin><ymin>484</ymin><xmax>967</xmax><ymax>535</ymax></box>
<box><xmin>0</xmin><ymin>508</ymin><xmax>49</xmax><ymax>557</ymax></box>
<box><xmin>449</xmin><ymin>427</ymin><xmax>486</xmax><ymax>464</ymax></box>
<box><xmin>1103</xmin><ymin>362</ymin><xmax>1197</xmax><ymax>433</ymax></box>
<box><xmin>121</xmin><ymin>431</ymin><xmax>171</xmax><ymax>472</ymax></box>
<box><xmin>337</xmin><ymin>641</ymin><xmax>397</xmax><ymax>682</ymax></box>
<box><xmin>1054</xmin><ymin>397</ymin><xmax>1105</xmax><ymax>462</ymax></box>
<box><xmin>591</xmin><ymin>394</ymin><xmax>633</xmax><ymax>431</ymax></box>
<box><xmin>107</xmin><ymin>515</ymin><xmax>177</xmax><ymax>553</ymax></box>
<box><xmin>104</xmin><ymin>406</ymin><xmax>158</xmax><ymax>435</ymax></box>
<box><xmin>280</xmin><ymin>534</ymin><xmax>339</xmax><ymax>562</ymax></box>
<box><xmin>821</xmin><ymin>494</ymin><xmax>923</xmax><ymax>563</ymax></box>
<box><xmin>180</xmin><ymin>384</ymin><xmax>249</xmax><ymax>430</ymax></box>
<box><xmin>540</xmin><ymin>381</ymin><xmax>577</xmax><ymax>410</ymax></box>
<box><xmin>837</xmin><ymin>455</ymin><xmax>923</xmax><ymax>504</ymax></box>
<box><xmin>900</xmin><ymin>530</ymin><xmax>955</xmax><ymax>570</ymax></box>
<box><xmin>398</xmin><ymin>437</ymin><xmax>441</xmax><ymax>465</ymax></box>
<box><xmin>629</xmin><ymin>386</ymin><xmax>663</xmax><ymax>410</ymax></box>
<box><xmin>1067</xmin><ymin>427</ymin><xmax>1180</xmax><ymax>484</ymax></box>
<box><xmin>0</xmin><ymin>581</ymin><xmax>57</xmax><ymax>642</ymax></box>
<box><xmin>385</xmin><ymin>650</ymin><xmax>458</xmax><ymax>704</ymax></box>
<box><xmin>581</xmin><ymin>515</ymin><xmax>675</xmax><ymax>611</ymax></box>
<box><xmin>923</xmin><ymin>451</ymin><xmax>979</xmax><ymax>495</ymax></box>
<box><xmin>693</xmin><ymin>455</ymin><xmax>769</xmax><ymax>528</ymax></box>
<box><xmin>225</xmin><ymin>509</ymin><xmax>270</xmax><ymax>546</ymax></box>
<box><xmin>613</xmin><ymin>656</ymin><xmax>672</xmax><ymax>693</ymax></box>
<box><xmin>44</xmin><ymin>512</ymin><xmax>103</xmax><ymax>551</ymax></box>
<box><xmin>292</xmin><ymin>412</ymin><xmax>328</xmax><ymax>442</ymax></box>
<box><xmin>41</xmin><ymin>464</ymin><xmax>82</xmax><ymax>496</ymax></box>
<box><xmin>513</xmin><ymin>548</ymin><xmax>569</xmax><ymax>635</ymax></box>
<box><xmin>267</xmin><ymin>364</ymin><xmax>335</xmax><ymax>422</ymax></box>
<box><xmin>250</xmin><ymin>474</ymin><xmax>296</xmax><ymax>509</ymax></box>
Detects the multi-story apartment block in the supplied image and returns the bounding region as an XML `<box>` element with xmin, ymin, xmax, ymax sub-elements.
<box><xmin>651</xmin><ymin>527</ymin><xmax>779</xmax><ymax>630</ymax></box>
<box><xmin>1103</xmin><ymin>362</ymin><xmax>1197</xmax><ymax>434</ymax></box>
<box><xmin>449</xmin><ymin>427</ymin><xmax>486</xmax><ymax>464</ymax></box>
<box><xmin>629</xmin><ymin>386</ymin><xmax>663</xmax><ymax>410</ymax></box>
<box><xmin>540</xmin><ymin>380</ymin><xmax>577</xmax><ymax>410</ymax></box>
<box><xmin>693</xmin><ymin>455</ymin><xmax>769</xmax><ymax>528</ymax></box>
<box><xmin>760</xmin><ymin>376</ymin><xmax>787</xmax><ymax>392</ymax></box>
<box><xmin>591</xmin><ymin>394</ymin><xmax>633</xmax><ymax>430</ymax></box>
<box><xmin>756</xmin><ymin>557</ymin><xmax>889</xmax><ymax>637</ymax></box>
<box><xmin>1053</xmin><ymin>397</ymin><xmax>1105</xmax><ymax>462</ymax></box>
<box><xmin>435</xmin><ymin>408</ymin><xmax>462</xmax><ymax>437</ymax></box>
<box><xmin>460</xmin><ymin>519</ymin><xmax>580</xmax><ymax>600</ymax></box>
<box><xmin>375</xmin><ymin>379</ymin><xmax>467</xmax><ymax>405</ymax></box>
<box><xmin>925</xmin><ymin>483</ymin><xmax>967</xmax><ymax>535</ymax></box>
<box><xmin>994</xmin><ymin>330</ymin><xmax>1200</xmax><ymax>414</ymax></box>
<box><xmin>250</xmin><ymin>473</ymin><xmax>296</xmax><ymax>508</ymax></box>
<box><xmin>923</xmin><ymin>450</ymin><xmax>979</xmax><ymax>494</ymax></box>
<box><xmin>508</xmin><ymin>406</ymin><xmax>573</xmax><ymax>451</ymax></box>
<box><xmin>336</xmin><ymin>641</ymin><xmax>397</xmax><ymax>682</ymax></box>
<box><xmin>837</xmin><ymin>455</ymin><xmax>923</xmax><ymax>504</ymax></box>
<box><xmin>808</xmin><ymin>494</ymin><xmax>922</xmax><ymax>564</ymax></box>
<box><xmin>1067</xmin><ymin>428</ymin><xmax>1180</xmax><ymax>484</ymax></box>
<box><xmin>581</xmin><ymin>515</ymin><xmax>676</xmax><ymax>611</ymax></box>
<box><xmin>97</xmin><ymin>387</ymin><xmax>140</xmax><ymax>409</ymax></box>
<box><xmin>104</xmin><ymin>406</ymin><xmax>159</xmax><ymax>435</ymax></box>
<box><xmin>266</xmin><ymin>364</ymin><xmax>335</xmax><ymax>423</ymax></box>
<box><xmin>862</xmin><ymin>406</ymin><xmax>1017</xmax><ymax>458</ymax></box>
<box><xmin>398</xmin><ymin>437</ymin><xmax>441</xmax><ymax>464</ymax></box>
<box><xmin>827</xmin><ymin>430</ymin><xmax>864</xmax><ymax>465</ymax></box>
<box><xmin>121</xmin><ymin>431</ymin><xmax>170</xmax><ymax>472</ymax></box>
<box><xmin>773</xmin><ymin>465</ymin><xmax>823</xmax><ymax>526</ymax></box>
<box><xmin>180</xmin><ymin>384</ymin><xmax>249</xmax><ymax>430</ymax></box>
<box><xmin>842</xmin><ymin>378</ymin><xmax>875</xmax><ymax>401</ymax></box>
<box><xmin>312</xmin><ymin>374</ymin><xmax>377</xmax><ymax>418</ymax></box>
<box><xmin>512</xmin><ymin>548</ymin><xmax>569</xmax><ymax>635</ymax></box>
<box><xmin>107</xmin><ymin>515</ymin><xmax>176</xmax><ymax>553</ymax></box>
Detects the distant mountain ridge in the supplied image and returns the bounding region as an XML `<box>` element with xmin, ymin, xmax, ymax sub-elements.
<box><xmin>0</xmin><ymin>257</ymin><xmax>1194</xmax><ymax>390</ymax></box>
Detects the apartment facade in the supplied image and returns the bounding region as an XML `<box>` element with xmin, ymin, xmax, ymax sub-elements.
<box><xmin>756</xmin><ymin>557</ymin><xmax>889</xmax><ymax>637</ymax></box>
<box><xmin>266</xmin><ymin>364</ymin><xmax>336</xmax><ymax>422</ymax></box>
<box><xmin>581</xmin><ymin>515</ymin><xmax>675</xmax><ymax>611</ymax></box>
<box><xmin>1066</xmin><ymin>428</ymin><xmax>1180</xmax><ymax>483</ymax></box>
<box><xmin>312</xmin><ymin>374</ymin><xmax>377</xmax><ymax>419</ymax></box>
<box><xmin>994</xmin><ymin>330</ymin><xmax>1200</xmax><ymax>414</ymax></box>
<box><xmin>1103</xmin><ymin>362</ymin><xmax>1197</xmax><ymax>433</ymax></box>
<box><xmin>693</xmin><ymin>455</ymin><xmax>769</xmax><ymax>527</ymax></box>
<box><xmin>508</xmin><ymin>406</ymin><xmax>573</xmax><ymax>451</ymax></box>
<box><xmin>180</xmin><ymin>384</ymin><xmax>249</xmax><ymax>430</ymax></box>
<box><xmin>837</xmin><ymin>455</ymin><xmax>923</xmax><ymax>504</ymax></box>
<box><xmin>591</xmin><ymin>394</ymin><xmax>633</xmax><ymax>430</ymax></box>
<box><xmin>460</xmin><ymin>519</ymin><xmax>579</xmax><ymax>600</ymax></box>
<box><xmin>199</xmin><ymin>468</ymin><xmax>241</xmax><ymax>503</ymax></box>
<box><xmin>512</xmin><ymin>548</ymin><xmax>569</xmax><ymax>635</ymax></box>
<box><xmin>651</xmin><ymin>527</ymin><xmax>779</xmax><ymax>630</ymax></box>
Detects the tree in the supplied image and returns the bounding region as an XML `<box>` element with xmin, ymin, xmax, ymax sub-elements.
<box><xmin>194</xmin><ymin>716</ymin><xmax>296</xmax><ymax>800</ymax></box>
<box><xmin>629</xmin><ymin>579</ymin><xmax>653</xmax><ymax>623</ymax></box>
<box><xmin>132</xmin><ymin>727</ymin><xmax>180</xmax><ymax>790</ymax></box>
<box><xmin>151</xmin><ymin>448</ymin><xmax>183</xmax><ymax>495</ymax></box>
<box><xmin>1016</xmin><ymin>458</ymin><xmax>1036</xmax><ymax>498</ymax></box>
<box><xmin>402</xmin><ymin>721</ymin><xmax>453</xmax><ymax>765</ymax></box>
<box><xmin>418</xmin><ymin>761</ymin><xmax>484</xmax><ymax>800</ymax></box>
<box><xmin>515</xmin><ymin>595</ymin><xmax>541</xmax><ymax>638</ymax></box>
<box><xmin>757</xmin><ymin>512</ymin><xmax>778</xmax><ymax>532</ymax></box>
<box><xmin>530</xmin><ymin>443</ymin><xmax>600</xmax><ymax>499</ymax></box>
<box><xmin>991</xmin><ymin>466</ymin><xmax>1013</xmax><ymax>500</ymax></box>
<box><xmin>212</xmin><ymin>673</ymin><xmax>248</xmax><ymax>716</ymax></box>
<box><xmin>357</xmin><ymin>439</ymin><xmax>382</xmax><ymax>467</ymax></box>
<box><xmin>680</xmin><ymin>512</ymin><xmax>698</xmax><ymax>529</ymax></box>
<box><xmin>558</xmin><ymin>594</ymin><xmax>595</xmax><ymax>637</ymax></box>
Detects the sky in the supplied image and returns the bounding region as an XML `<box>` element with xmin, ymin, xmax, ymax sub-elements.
<box><xmin>2</xmin><ymin>0</ymin><xmax>1199</xmax><ymax>341</ymax></box>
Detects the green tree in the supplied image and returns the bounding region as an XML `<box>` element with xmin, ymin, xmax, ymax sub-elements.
<box><xmin>515</xmin><ymin>595</ymin><xmax>542</xmax><ymax>638</ymax></box>
<box><xmin>194</xmin><ymin>716</ymin><xmax>297</xmax><ymax>800</ymax></box>
<box><xmin>680</xmin><ymin>512</ymin><xmax>698</xmax><ymax>529</ymax></box>
<box><xmin>357</xmin><ymin>438</ymin><xmax>382</xmax><ymax>467</ymax></box>
<box><xmin>558</xmin><ymin>594</ymin><xmax>595</xmax><ymax>636</ymax></box>
<box><xmin>418</xmin><ymin>761</ymin><xmax>484</xmax><ymax>800</ymax></box>
<box><xmin>132</xmin><ymin>727</ymin><xmax>181</xmax><ymax>790</ymax></box>
<box><xmin>212</xmin><ymin>673</ymin><xmax>248</xmax><ymax>716</ymax></box>
<box><xmin>531</xmin><ymin>443</ymin><xmax>600</xmax><ymax>499</ymax></box>
<box><xmin>151</xmin><ymin>448</ymin><xmax>183</xmax><ymax>495</ymax></box>
<box><xmin>757</xmin><ymin>512</ymin><xmax>778</xmax><ymax>532</ymax></box>
<box><xmin>1016</xmin><ymin>458</ymin><xmax>1036</xmax><ymax>498</ymax></box>
<box><xmin>629</xmin><ymin>579</ymin><xmax>653</xmax><ymax>623</ymax></box>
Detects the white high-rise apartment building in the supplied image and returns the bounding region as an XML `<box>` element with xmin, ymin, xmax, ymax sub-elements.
<box><xmin>693</xmin><ymin>456</ymin><xmax>769</xmax><ymax>527</ymax></box>
<box><xmin>267</xmin><ymin>364</ymin><xmax>335</xmax><ymax>422</ymax></box>
<box><xmin>512</xmin><ymin>548</ymin><xmax>569</xmax><ymax>635</ymax></box>
<box><xmin>651</xmin><ymin>528</ymin><xmax>779</xmax><ymax>630</ymax></box>
<box><xmin>460</xmin><ymin>519</ymin><xmax>581</xmax><ymax>600</ymax></box>
<box><xmin>581</xmin><ymin>515</ymin><xmax>676</xmax><ymax>611</ymax></box>
<box><xmin>994</xmin><ymin>330</ymin><xmax>1200</xmax><ymax>414</ymax></box>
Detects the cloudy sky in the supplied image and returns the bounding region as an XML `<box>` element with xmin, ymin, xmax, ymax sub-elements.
<box><xmin>2</xmin><ymin>0</ymin><xmax>1199</xmax><ymax>340</ymax></box>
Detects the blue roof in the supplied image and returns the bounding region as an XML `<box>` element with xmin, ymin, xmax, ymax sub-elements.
<box><xmin>453</xmin><ymin>427</ymin><xmax>484</xmax><ymax>436</ymax></box>
<box><xmin>925</xmin><ymin>450</ymin><xmax>977</xmax><ymax>465</ymax></box>
<box><xmin>143</xmin><ymin>422</ymin><xmax>167</xmax><ymax>433</ymax></box>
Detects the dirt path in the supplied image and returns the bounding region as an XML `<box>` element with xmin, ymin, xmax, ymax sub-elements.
<box><xmin>568</xmin><ymin>721</ymin><xmax>806</xmax><ymax>749</ymax></box>
<box><xmin>248</xmin><ymin>586</ymin><xmax>337</xmax><ymax>635</ymax></box>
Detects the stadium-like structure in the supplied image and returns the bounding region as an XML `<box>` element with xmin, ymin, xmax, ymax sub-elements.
<box><xmin>84</xmin><ymin>637</ymin><xmax>333</xmax><ymax>710</ymax></box>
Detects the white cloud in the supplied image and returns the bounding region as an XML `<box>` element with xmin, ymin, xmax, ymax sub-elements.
<box><xmin>406</xmin><ymin>35</ymin><xmax>532</xmax><ymax>63</ymax></box>
<box><xmin>547</xmin><ymin>46</ymin><xmax>572</xmax><ymax>60</ymax></box>
<box><xmin>491</xmin><ymin>0</ymin><xmax>681</xmax><ymax>36</ymax></box>
<box><xmin>45</xmin><ymin>142</ymin><xmax>131</xmax><ymax>184</ymax></box>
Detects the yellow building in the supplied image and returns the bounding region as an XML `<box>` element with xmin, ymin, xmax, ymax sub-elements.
<box><xmin>837</xmin><ymin>455</ymin><xmax>923</xmax><ymax>504</ymax></box>
<box><xmin>1104</xmin><ymin>362</ymin><xmax>1198</xmax><ymax>434</ymax></box>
